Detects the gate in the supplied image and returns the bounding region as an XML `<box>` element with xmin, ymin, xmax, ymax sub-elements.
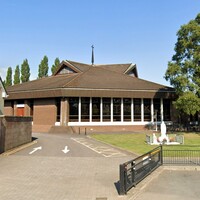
<box><xmin>119</xmin><ymin>145</ymin><xmax>200</xmax><ymax>195</ymax></box>
<box><xmin>119</xmin><ymin>146</ymin><xmax>162</xmax><ymax>195</ymax></box>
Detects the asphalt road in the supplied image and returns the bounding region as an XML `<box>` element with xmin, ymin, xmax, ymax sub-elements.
<box><xmin>14</xmin><ymin>132</ymin><xmax>132</xmax><ymax>158</ymax></box>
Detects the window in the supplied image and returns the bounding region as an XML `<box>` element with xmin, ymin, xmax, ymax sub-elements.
<box><xmin>69</xmin><ymin>97</ymin><xmax>79</xmax><ymax>122</ymax></box>
<box><xmin>144</xmin><ymin>99</ymin><xmax>151</xmax><ymax>121</ymax></box>
<box><xmin>81</xmin><ymin>97</ymin><xmax>90</xmax><ymax>122</ymax></box>
<box><xmin>28</xmin><ymin>100</ymin><xmax>34</xmax><ymax>117</ymax></box>
<box><xmin>92</xmin><ymin>97</ymin><xmax>100</xmax><ymax>121</ymax></box>
<box><xmin>134</xmin><ymin>98</ymin><xmax>141</xmax><ymax>121</ymax></box>
<box><xmin>123</xmin><ymin>98</ymin><xmax>131</xmax><ymax>121</ymax></box>
<box><xmin>113</xmin><ymin>98</ymin><xmax>121</xmax><ymax>121</ymax></box>
<box><xmin>163</xmin><ymin>99</ymin><xmax>171</xmax><ymax>121</ymax></box>
<box><xmin>103</xmin><ymin>98</ymin><xmax>111</xmax><ymax>121</ymax></box>
<box><xmin>153</xmin><ymin>99</ymin><xmax>161</xmax><ymax>121</ymax></box>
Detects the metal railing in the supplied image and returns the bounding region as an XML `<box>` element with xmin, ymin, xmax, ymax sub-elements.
<box><xmin>163</xmin><ymin>145</ymin><xmax>200</xmax><ymax>166</ymax></box>
<box><xmin>119</xmin><ymin>146</ymin><xmax>162</xmax><ymax>195</ymax></box>
<box><xmin>119</xmin><ymin>145</ymin><xmax>200</xmax><ymax>195</ymax></box>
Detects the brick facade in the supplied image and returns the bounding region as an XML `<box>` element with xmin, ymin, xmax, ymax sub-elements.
<box><xmin>33</xmin><ymin>99</ymin><xmax>57</xmax><ymax>132</ymax></box>
<box><xmin>4</xmin><ymin>101</ymin><xmax>13</xmax><ymax>116</ymax></box>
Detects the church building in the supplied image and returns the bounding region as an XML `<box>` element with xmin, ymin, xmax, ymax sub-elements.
<box><xmin>4</xmin><ymin>60</ymin><xmax>176</xmax><ymax>133</ymax></box>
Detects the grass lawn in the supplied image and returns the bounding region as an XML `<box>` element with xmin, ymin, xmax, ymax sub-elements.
<box><xmin>90</xmin><ymin>132</ymin><xmax>200</xmax><ymax>155</ymax></box>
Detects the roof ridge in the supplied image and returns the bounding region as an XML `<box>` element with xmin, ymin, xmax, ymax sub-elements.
<box><xmin>62</xmin><ymin>66</ymin><xmax>92</xmax><ymax>88</ymax></box>
<box><xmin>95</xmin><ymin>63</ymin><xmax>132</xmax><ymax>67</ymax></box>
<box><xmin>93</xmin><ymin>64</ymin><xmax>135</xmax><ymax>77</ymax></box>
<box><xmin>67</xmin><ymin>60</ymin><xmax>91</xmax><ymax>67</ymax></box>
<box><xmin>67</xmin><ymin>60</ymin><xmax>133</xmax><ymax>67</ymax></box>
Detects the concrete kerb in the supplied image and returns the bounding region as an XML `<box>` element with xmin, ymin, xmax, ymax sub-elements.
<box><xmin>162</xmin><ymin>165</ymin><xmax>200</xmax><ymax>171</ymax></box>
<box><xmin>0</xmin><ymin>139</ymin><xmax>37</xmax><ymax>156</ymax></box>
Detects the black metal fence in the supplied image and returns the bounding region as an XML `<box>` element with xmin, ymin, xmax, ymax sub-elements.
<box><xmin>162</xmin><ymin>145</ymin><xmax>200</xmax><ymax>166</ymax></box>
<box><xmin>119</xmin><ymin>146</ymin><xmax>162</xmax><ymax>195</ymax></box>
<box><xmin>119</xmin><ymin>145</ymin><xmax>200</xmax><ymax>195</ymax></box>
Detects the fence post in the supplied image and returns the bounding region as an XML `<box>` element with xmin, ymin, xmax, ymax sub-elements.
<box><xmin>119</xmin><ymin>164</ymin><xmax>126</xmax><ymax>195</ymax></box>
<box><xmin>160</xmin><ymin>145</ymin><xmax>163</xmax><ymax>165</ymax></box>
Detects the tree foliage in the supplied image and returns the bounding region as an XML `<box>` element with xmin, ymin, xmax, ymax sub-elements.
<box><xmin>5</xmin><ymin>67</ymin><xmax>12</xmax><ymax>87</ymax></box>
<box><xmin>38</xmin><ymin>55</ymin><xmax>49</xmax><ymax>78</ymax></box>
<box><xmin>14</xmin><ymin>65</ymin><xmax>20</xmax><ymax>85</ymax></box>
<box><xmin>21</xmin><ymin>59</ymin><xmax>30</xmax><ymax>83</ymax></box>
<box><xmin>165</xmin><ymin>13</ymin><xmax>200</xmax><ymax>115</ymax></box>
<box><xmin>174</xmin><ymin>91</ymin><xmax>200</xmax><ymax>116</ymax></box>
<box><xmin>51</xmin><ymin>57</ymin><xmax>60</xmax><ymax>75</ymax></box>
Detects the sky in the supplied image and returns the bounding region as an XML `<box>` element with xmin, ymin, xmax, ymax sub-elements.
<box><xmin>0</xmin><ymin>0</ymin><xmax>200</xmax><ymax>86</ymax></box>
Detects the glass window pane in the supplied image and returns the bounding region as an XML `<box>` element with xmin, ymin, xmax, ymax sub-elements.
<box><xmin>134</xmin><ymin>98</ymin><xmax>141</xmax><ymax>121</ymax></box>
<box><xmin>163</xmin><ymin>99</ymin><xmax>171</xmax><ymax>121</ymax></box>
<box><xmin>103</xmin><ymin>98</ymin><xmax>111</xmax><ymax>121</ymax></box>
<box><xmin>113</xmin><ymin>98</ymin><xmax>121</xmax><ymax>121</ymax></box>
<box><xmin>123</xmin><ymin>98</ymin><xmax>131</xmax><ymax>121</ymax></box>
<box><xmin>69</xmin><ymin>97</ymin><xmax>79</xmax><ymax>122</ymax></box>
<box><xmin>153</xmin><ymin>99</ymin><xmax>161</xmax><ymax>121</ymax></box>
<box><xmin>81</xmin><ymin>97</ymin><xmax>90</xmax><ymax>122</ymax></box>
<box><xmin>92</xmin><ymin>97</ymin><xmax>100</xmax><ymax>122</ymax></box>
<box><xmin>56</xmin><ymin>98</ymin><xmax>60</xmax><ymax>122</ymax></box>
<box><xmin>144</xmin><ymin>99</ymin><xmax>151</xmax><ymax>121</ymax></box>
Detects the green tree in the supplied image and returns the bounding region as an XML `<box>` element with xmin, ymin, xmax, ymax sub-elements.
<box><xmin>51</xmin><ymin>57</ymin><xmax>60</xmax><ymax>75</ymax></box>
<box><xmin>21</xmin><ymin>59</ymin><xmax>30</xmax><ymax>83</ymax></box>
<box><xmin>14</xmin><ymin>65</ymin><xmax>20</xmax><ymax>85</ymax></box>
<box><xmin>38</xmin><ymin>55</ymin><xmax>49</xmax><ymax>78</ymax></box>
<box><xmin>5</xmin><ymin>67</ymin><xmax>12</xmax><ymax>87</ymax></box>
<box><xmin>164</xmin><ymin>13</ymin><xmax>200</xmax><ymax>116</ymax></box>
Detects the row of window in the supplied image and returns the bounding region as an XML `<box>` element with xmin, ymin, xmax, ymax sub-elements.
<box><xmin>12</xmin><ymin>97</ymin><xmax>171</xmax><ymax>123</ymax></box>
<box><xmin>68</xmin><ymin>97</ymin><xmax>171</xmax><ymax>122</ymax></box>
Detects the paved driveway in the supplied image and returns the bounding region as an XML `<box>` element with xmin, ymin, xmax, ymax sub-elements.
<box><xmin>14</xmin><ymin>133</ymin><xmax>131</xmax><ymax>158</ymax></box>
<box><xmin>0</xmin><ymin>133</ymin><xmax>200</xmax><ymax>200</ymax></box>
<box><xmin>0</xmin><ymin>132</ymin><xmax>135</xmax><ymax>200</ymax></box>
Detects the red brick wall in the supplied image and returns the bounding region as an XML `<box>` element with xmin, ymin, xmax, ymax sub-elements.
<box><xmin>33</xmin><ymin>99</ymin><xmax>56</xmax><ymax>125</ymax></box>
<box><xmin>4</xmin><ymin>101</ymin><xmax>13</xmax><ymax>116</ymax></box>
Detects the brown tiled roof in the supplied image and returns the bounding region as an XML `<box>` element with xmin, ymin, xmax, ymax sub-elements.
<box><xmin>6</xmin><ymin>60</ymin><xmax>175</xmax><ymax>100</ymax></box>
<box><xmin>96</xmin><ymin>63</ymin><xmax>132</xmax><ymax>74</ymax></box>
<box><xmin>67</xmin><ymin>60</ymin><xmax>91</xmax><ymax>72</ymax></box>
<box><xmin>7</xmin><ymin>73</ymin><xmax>79</xmax><ymax>92</ymax></box>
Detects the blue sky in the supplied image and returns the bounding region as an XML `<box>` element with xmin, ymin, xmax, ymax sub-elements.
<box><xmin>0</xmin><ymin>0</ymin><xmax>199</xmax><ymax>86</ymax></box>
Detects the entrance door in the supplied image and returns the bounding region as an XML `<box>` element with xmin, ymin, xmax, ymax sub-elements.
<box><xmin>17</xmin><ymin>107</ymin><xmax>24</xmax><ymax>116</ymax></box>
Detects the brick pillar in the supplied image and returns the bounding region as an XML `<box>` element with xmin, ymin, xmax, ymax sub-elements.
<box><xmin>24</xmin><ymin>100</ymin><xmax>31</xmax><ymax>116</ymax></box>
<box><xmin>60</xmin><ymin>98</ymin><xmax>69</xmax><ymax>126</ymax></box>
<box><xmin>13</xmin><ymin>101</ymin><xmax>17</xmax><ymax>116</ymax></box>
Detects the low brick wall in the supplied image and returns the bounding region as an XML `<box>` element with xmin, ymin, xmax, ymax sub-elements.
<box><xmin>0</xmin><ymin>116</ymin><xmax>32</xmax><ymax>153</ymax></box>
<box><xmin>71</xmin><ymin>125</ymin><xmax>147</xmax><ymax>134</ymax></box>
